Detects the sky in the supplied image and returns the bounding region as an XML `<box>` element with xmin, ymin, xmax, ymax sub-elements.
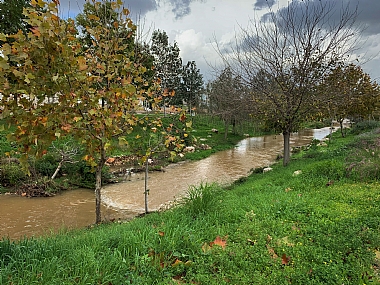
<box><xmin>58</xmin><ymin>0</ymin><xmax>380</xmax><ymax>83</ymax></box>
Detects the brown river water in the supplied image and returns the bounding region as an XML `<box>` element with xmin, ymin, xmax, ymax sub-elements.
<box><xmin>0</xmin><ymin>127</ymin><xmax>332</xmax><ymax>240</ymax></box>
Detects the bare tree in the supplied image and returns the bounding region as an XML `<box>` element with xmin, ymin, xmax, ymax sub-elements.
<box><xmin>50</xmin><ymin>139</ymin><xmax>81</xmax><ymax>180</ymax></box>
<box><xmin>208</xmin><ymin>67</ymin><xmax>253</xmax><ymax>139</ymax></box>
<box><xmin>217</xmin><ymin>0</ymin><xmax>362</xmax><ymax>165</ymax></box>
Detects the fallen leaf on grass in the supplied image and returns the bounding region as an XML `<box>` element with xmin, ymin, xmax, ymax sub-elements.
<box><xmin>210</xmin><ymin>236</ymin><xmax>227</xmax><ymax>249</ymax></box>
<box><xmin>281</xmin><ymin>253</ymin><xmax>291</xmax><ymax>265</ymax></box>
<box><xmin>291</xmin><ymin>225</ymin><xmax>300</xmax><ymax>231</ymax></box>
<box><xmin>247</xmin><ymin>239</ymin><xmax>256</xmax><ymax>245</ymax></box>
<box><xmin>201</xmin><ymin>242</ymin><xmax>212</xmax><ymax>253</ymax></box>
<box><xmin>266</xmin><ymin>245</ymin><xmax>278</xmax><ymax>259</ymax></box>
<box><xmin>172</xmin><ymin>259</ymin><xmax>183</xmax><ymax>267</ymax></box>
<box><xmin>277</xmin><ymin>236</ymin><xmax>294</xmax><ymax>247</ymax></box>
<box><xmin>202</xmin><ymin>236</ymin><xmax>228</xmax><ymax>252</ymax></box>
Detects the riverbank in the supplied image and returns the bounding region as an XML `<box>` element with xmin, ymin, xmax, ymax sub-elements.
<box><xmin>1</xmin><ymin>121</ymin><xmax>380</xmax><ymax>284</ymax></box>
<box><xmin>0</xmin><ymin>115</ymin><xmax>257</xmax><ymax>196</ymax></box>
<box><xmin>0</xmin><ymin>126</ymin><xmax>327</xmax><ymax>239</ymax></box>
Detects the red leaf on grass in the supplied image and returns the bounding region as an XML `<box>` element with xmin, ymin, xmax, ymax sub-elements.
<box><xmin>281</xmin><ymin>253</ymin><xmax>291</xmax><ymax>265</ymax></box>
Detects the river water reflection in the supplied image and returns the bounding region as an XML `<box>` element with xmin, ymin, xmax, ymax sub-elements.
<box><xmin>0</xmin><ymin>127</ymin><xmax>332</xmax><ymax>240</ymax></box>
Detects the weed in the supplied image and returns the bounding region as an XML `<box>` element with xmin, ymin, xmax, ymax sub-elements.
<box><xmin>181</xmin><ymin>183</ymin><xmax>220</xmax><ymax>217</ymax></box>
<box><xmin>0</xmin><ymin>163</ymin><xmax>27</xmax><ymax>187</ymax></box>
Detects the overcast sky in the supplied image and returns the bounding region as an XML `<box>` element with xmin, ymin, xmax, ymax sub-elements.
<box><xmin>59</xmin><ymin>0</ymin><xmax>380</xmax><ymax>83</ymax></box>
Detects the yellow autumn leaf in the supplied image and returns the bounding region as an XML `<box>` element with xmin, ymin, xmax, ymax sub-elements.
<box><xmin>88</xmin><ymin>14</ymin><xmax>100</xmax><ymax>21</ymax></box>
<box><xmin>77</xmin><ymin>56</ymin><xmax>88</xmax><ymax>71</ymax></box>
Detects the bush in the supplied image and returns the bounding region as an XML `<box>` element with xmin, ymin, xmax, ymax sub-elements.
<box><xmin>0</xmin><ymin>163</ymin><xmax>27</xmax><ymax>187</ymax></box>
<box><xmin>349</xmin><ymin>120</ymin><xmax>380</xmax><ymax>135</ymax></box>
<box><xmin>34</xmin><ymin>154</ymin><xmax>58</xmax><ymax>177</ymax></box>
<box><xmin>61</xmin><ymin>160</ymin><xmax>111</xmax><ymax>188</ymax></box>
<box><xmin>345</xmin><ymin>133</ymin><xmax>380</xmax><ymax>181</ymax></box>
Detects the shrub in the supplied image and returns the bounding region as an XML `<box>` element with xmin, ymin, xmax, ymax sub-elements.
<box><xmin>345</xmin><ymin>134</ymin><xmax>380</xmax><ymax>181</ymax></box>
<box><xmin>349</xmin><ymin>120</ymin><xmax>380</xmax><ymax>135</ymax></box>
<box><xmin>34</xmin><ymin>154</ymin><xmax>58</xmax><ymax>177</ymax></box>
<box><xmin>61</xmin><ymin>160</ymin><xmax>111</xmax><ymax>188</ymax></box>
<box><xmin>0</xmin><ymin>163</ymin><xmax>27</xmax><ymax>187</ymax></box>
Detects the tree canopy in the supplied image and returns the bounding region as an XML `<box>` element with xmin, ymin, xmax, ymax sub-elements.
<box><xmin>0</xmin><ymin>0</ymin><xmax>31</xmax><ymax>42</ymax></box>
<box><xmin>150</xmin><ymin>29</ymin><xmax>183</xmax><ymax>112</ymax></box>
<box><xmin>180</xmin><ymin>61</ymin><xmax>204</xmax><ymax>114</ymax></box>
<box><xmin>208</xmin><ymin>68</ymin><xmax>253</xmax><ymax>139</ymax></box>
<box><xmin>320</xmin><ymin>63</ymin><xmax>380</xmax><ymax>136</ymax></box>
<box><xmin>0</xmin><ymin>0</ymin><xmax>184</xmax><ymax>223</ymax></box>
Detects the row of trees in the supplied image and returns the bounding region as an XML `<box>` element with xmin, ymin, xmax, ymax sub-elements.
<box><xmin>1</xmin><ymin>0</ymin><xmax>380</xmax><ymax>220</ymax></box>
<box><xmin>207</xmin><ymin>63</ymin><xmax>379</xmax><ymax>141</ymax></box>
<box><xmin>208</xmin><ymin>0</ymin><xmax>380</xmax><ymax>165</ymax></box>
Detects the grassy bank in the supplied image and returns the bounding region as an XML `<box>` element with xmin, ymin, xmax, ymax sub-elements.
<box><xmin>1</xmin><ymin>123</ymin><xmax>380</xmax><ymax>284</ymax></box>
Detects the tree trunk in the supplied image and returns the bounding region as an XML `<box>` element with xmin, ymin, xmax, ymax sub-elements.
<box><xmin>329</xmin><ymin>116</ymin><xmax>334</xmax><ymax>141</ymax></box>
<box><xmin>95</xmin><ymin>163</ymin><xmax>102</xmax><ymax>224</ymax></box>
<box><xmin>339</xmin><ymin>118</ymin><xmax>345</xmax><ymax>137</ymax></box>
<box><xmin>224</xmin><ymin>120</ymin><xmax>229</xmax><ymax>140</ymax></box>
<box><xmin>163</xmin><ymin>97</ymin><xmax>166</xmax><ymax>117</ymax></box>
<box><xmin>51</xmin><ymin>160</ymin><xmax>63</xmax><ymax>180</ymax></box>
<box><xmin>232</xmin><ymin>119</ymin><xmax>237</xmax><ymax>134</ymax></box>
<box><xmin>283</xmin><ymin>131</ymin><xmax>291</xmax><ymax>166</ymax></box>
<box><xmin>95</xmin><ymin>147</ymin><xmax>106</xmax><ymax>224</ymax></box>
<box><xmin>144</xmin><ymin>157</ymin><xmax>149</xmax><ymax>214</ymax></box>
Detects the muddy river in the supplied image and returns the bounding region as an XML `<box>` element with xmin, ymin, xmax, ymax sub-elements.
<box><xmin>0</xmin><ymin>127</ymin><xmax>332</xmax><ymax>240</ymax></box>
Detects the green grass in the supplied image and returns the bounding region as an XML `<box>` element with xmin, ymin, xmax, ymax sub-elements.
<box><xmin>1</xmin><ymin>124</ymin><xmax>380</xmax><ymax>284</ymax></box>
<box><xmin>182</xmin><ymin>114</ymin><xmax>265</xmax><ymax>160</ymax></box>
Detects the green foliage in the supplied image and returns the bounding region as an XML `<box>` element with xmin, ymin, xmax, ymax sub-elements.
<box><xmin>349</xmin><ymin>120</ymin><xmax>380</xmax><ymax>135</ymax></box>
<box><xmin>320</xmin><ymin>64</ymin><xmax>380</xmax><ymax>123</ymax></box>
<box><xmin>150</xmin><ymin>29</ymin><xmax>183</xmax><ymax>106</ymax></box>
<box><xmin>0</xmin><ymin>0</ymin><xmax>31</xmax><ymax>43</ymax></box>
<box><xmin>345</xmin><ymin>128</ymin><xmax>380</xmax><ymax>181</ymax></box>
<box><xmin>61</xmin><ymin>160</ymin><xmax>111</xmax><ymax>189</ymax></box>
<box><xmin>34</xmin><ymin>154</ymin><xmax>57</xmax><ymax>177</ymax></box>
<box><xmin>303</xmin><ymin>159</ymin><xmax>345</xmax><ymax>181</ymax></box>
<box><xmin>0</xmin><ymin>135</ymin><xmax>17</xmax><ymax>156</ymax></box>
<box><xmin>179</xmin><ymin>60</ymin><xmax>204</xmax><ymax>111</ymax></box>
<box><xmin>0</xmin><ymin>163</ymin><xmax>26</xmax><ymax>187</ymax></box>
